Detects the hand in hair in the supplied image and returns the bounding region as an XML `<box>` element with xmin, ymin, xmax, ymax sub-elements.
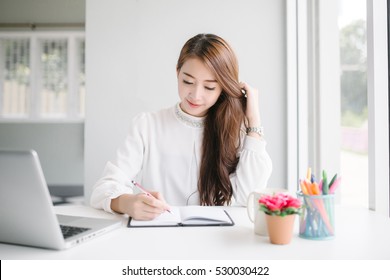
<box><xmin>240</xmin><ymin>81</ymin><xmax>262</xmax><ymax>129</ymax></box>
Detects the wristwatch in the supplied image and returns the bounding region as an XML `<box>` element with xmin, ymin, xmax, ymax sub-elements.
<box><xmin>246</xmin><ymin>126</ymin><xmax>264</xmax><ymax>137</ymax></box>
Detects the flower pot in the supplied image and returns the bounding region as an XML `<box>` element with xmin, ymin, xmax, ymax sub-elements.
<box><xmin>265</xmin><ymin>214</ymin><xmax>296</xmax><ymax>245</ymax></box>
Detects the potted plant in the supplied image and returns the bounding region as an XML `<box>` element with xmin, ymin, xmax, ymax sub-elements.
<box><xmin>259</xmin><ymin>193</ymin><xmax>302</xmax><ymax>244</ymax></box>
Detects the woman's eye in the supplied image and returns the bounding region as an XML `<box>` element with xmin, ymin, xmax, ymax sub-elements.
<box><xmin>205</xmin><ymin>86</ymin><xmax>216</xmax><ymax>91</ymax></box>
<box><xmin>183</xmin><ymin>80</ymin><xmax>193</xmax><ymax>85</ymax></box>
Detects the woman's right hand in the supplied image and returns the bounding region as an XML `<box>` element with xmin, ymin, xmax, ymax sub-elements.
<box><xmin>110</xmin><ymin>192</ymin><xmax>171</xmax><ymax>220</ymax></box>
<box><xmin>240</xmin><ymin>81</ymin><xmax>261</xmax><ymax>128</ymax></box>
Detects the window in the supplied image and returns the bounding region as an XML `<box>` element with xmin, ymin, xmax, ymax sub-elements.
<box><xmin>0</xmin><ymin>31</ymin><xmax>85</xmax><ymax>121</ymax></box>
<box><xmin>339</xmin><ymin>0</ymin><xmax>368</xmax><ymax>208</ymax></box>
<box><xmin>287</xmin><ymin>0</ymin><xmax>389</xmax><ymax>215</ymax></box>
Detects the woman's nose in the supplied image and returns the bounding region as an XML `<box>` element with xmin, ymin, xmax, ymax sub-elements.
<box><xmin>190</xmin><ymin>85</ymin><xmax>203</xmax><ymax>100</ymax></box>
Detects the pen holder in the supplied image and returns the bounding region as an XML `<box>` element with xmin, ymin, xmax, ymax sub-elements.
<box><xmin>297</xmin><ymin>192</ymin><xmax>335</xmax><ymax>240</ymax></box>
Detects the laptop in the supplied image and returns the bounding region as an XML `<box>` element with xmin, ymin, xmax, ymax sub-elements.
<box><xmin>0</xmin><ymin>149</ymin><xmax>122</xmax><ymax>250</ymax></box>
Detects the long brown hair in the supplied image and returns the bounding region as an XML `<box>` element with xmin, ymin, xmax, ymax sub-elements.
<box><xmin>177</xmin><ymin>34</ymin><xmax>247</xmax><ymax>205</ymax></box>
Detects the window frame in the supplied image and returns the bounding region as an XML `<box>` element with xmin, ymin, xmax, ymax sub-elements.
<box><xmin>367</xmin><ymin>0</ymin><xmax>390</xmax><ymax>215</ymax></box>
<box><xmin>286</xmin><ymin>0</ymin><xmax>390</xmax><ymax>216</ymax></box>
<box><xmin>0</xmin><ymin>30</ymin><xmax>85</xmax><ymax>123</ymax></box>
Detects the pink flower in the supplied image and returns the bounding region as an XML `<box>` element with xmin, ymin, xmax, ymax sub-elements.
<box><xmin>258</xmin><ymin>192</ymin><xmax>302</xmax><ymax>216</ymax></box>
<box><xmin>285</xmin><ymin>197</ymin><xmax>301</xmax><ymax>208</ymax></box>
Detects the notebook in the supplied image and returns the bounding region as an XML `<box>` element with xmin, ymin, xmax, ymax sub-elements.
<box><xmin>128</xmin><ymin>206</ymin><xmax>234</xmax><ymax>227</ymax></box>
<box><xmin>0</xmin><ymin>149</ymin><xmax>121</xmax><ymax>250</ymax></box>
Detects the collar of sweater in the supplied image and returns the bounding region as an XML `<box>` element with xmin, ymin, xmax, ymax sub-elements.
<box><xmin>174</xmin><ymin>102</ymin><xmax>205</xmax><ymax>128</ymax></box>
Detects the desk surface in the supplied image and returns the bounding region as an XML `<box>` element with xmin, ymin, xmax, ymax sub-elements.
<box><xmin>1</xmin><ymin>204</ymin><xmax>390</xmax><ymax>260</ymax></box>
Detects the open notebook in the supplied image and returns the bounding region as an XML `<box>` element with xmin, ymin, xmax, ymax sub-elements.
<box><xmin>127</xmin><ymin>206</ymin><xmax>234</xmax><ymax>227</ymax></box>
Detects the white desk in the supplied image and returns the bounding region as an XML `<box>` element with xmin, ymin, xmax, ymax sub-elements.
<box><xmin>1</xmin><ymin>205</ymin><xmax>390</xmax><ymax>259</ymax></box>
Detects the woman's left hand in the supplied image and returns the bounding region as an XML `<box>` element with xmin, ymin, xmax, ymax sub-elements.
<box><xmin>240</xmin><ymin>81</ymin><xmax>261</xmax><ymax>127</ymax></box>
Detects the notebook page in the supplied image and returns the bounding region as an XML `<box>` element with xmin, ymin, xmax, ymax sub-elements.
<box><xmin>179</xmin><ymin>206</ymin><xmax>232</xmax><ymax>225</ymax></box>
<box><xmin>129</xmin><ymin>207</ymin><xmax>181</xmax><ymax>227</ymax></box>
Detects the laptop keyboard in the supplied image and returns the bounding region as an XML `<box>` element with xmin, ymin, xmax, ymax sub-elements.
<box><xmin>60</xmin><ymin>225</ymin><xmax>90</xmax><ymax>239</ymax></box>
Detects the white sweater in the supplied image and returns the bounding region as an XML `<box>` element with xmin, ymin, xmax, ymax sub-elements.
<box><xmin>90</xmin><ymin>103</ymin><xmax>272</xmax><ymax>213</ymax></box>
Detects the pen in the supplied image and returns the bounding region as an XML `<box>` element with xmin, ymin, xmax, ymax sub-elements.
<box><xmin>306</xmin><ymin>167</ymin><xmax>312</xmax><ymax>181</ymax></box>
<box><xmin>131</xmin><ymin>180</ymin><xmax>172</xmax><ymax>214</ymax></box>
<box><xmin>311</xmin><ymin>174</ymin><xmax>317</xmax><ymax>184</ymax></box>
<box><xmin>329</xmin><ymin>177</ymin><xmax>341</xmax><ymax>194</ymax></box>
<box><xmin>311</xmin><ymin>182</ymin><xmax>320</xmax><ymax>195</ymax></box>
<box><xmin>318</xmin><ymin>179</ymin><xmax>323</xmax><ymax>193</ymax></box>
<box><xmin>328</xmin><ymin>174</ymin><xmax>337</xmax><ymax>189</ymax></box>
<box><xmin>322</xmin><ymin>170</ymin><xmax>329</xmax><ymax>195</ymax></box>
<box><xmin>299</xmin><ymin>179</ymin><xmax>309</xmax><ymax>195</ymax></box>
<box><xmin>303</xmin><ymin>180</ymin><xmax>313</xmax><ymax>195</ymax></box>
<box><xmin>131</xmin><ymin>180</ymin><xmax>151</xmax><ymax>196</ymax></box>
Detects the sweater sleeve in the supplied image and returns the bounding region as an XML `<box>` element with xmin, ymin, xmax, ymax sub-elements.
<box><xmin>230</xmin><ymin>135</ymin><xmax>273</xmax><ymax>206</ymax></box>
<box><xmin>89</xmin><ymin>113</ymin><xmax>147</xmax><ymax>214</ymax></box>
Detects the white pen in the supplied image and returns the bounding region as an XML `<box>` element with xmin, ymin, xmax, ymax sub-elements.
<box><xmin>131</xmin><ymin>180</ymin><xmax>172</xmax><ymax>214</ymax></box>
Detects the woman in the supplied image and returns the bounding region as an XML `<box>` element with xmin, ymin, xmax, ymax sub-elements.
<box><xmin>90</xmin><ymin>33</ymin><xmax>272</xmax><ymax>220</ymax></box>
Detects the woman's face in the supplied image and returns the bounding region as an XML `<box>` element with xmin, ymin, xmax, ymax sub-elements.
<box><xmin>177</xmin><ymin>58</ymin><xmax>222</xmax><ymax>117</ymax></box>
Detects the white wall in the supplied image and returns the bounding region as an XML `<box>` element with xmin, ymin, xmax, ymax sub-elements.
<box><xmin>85</xmin><ymin>0</ymin><xmax>287</xmax><ymax>202</ymax></box>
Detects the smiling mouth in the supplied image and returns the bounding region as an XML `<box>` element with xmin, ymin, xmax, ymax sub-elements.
<box><xmin>187</xmin><ymin>100</ymin><xmax>201</xmax><ymax>108</ymax></box>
